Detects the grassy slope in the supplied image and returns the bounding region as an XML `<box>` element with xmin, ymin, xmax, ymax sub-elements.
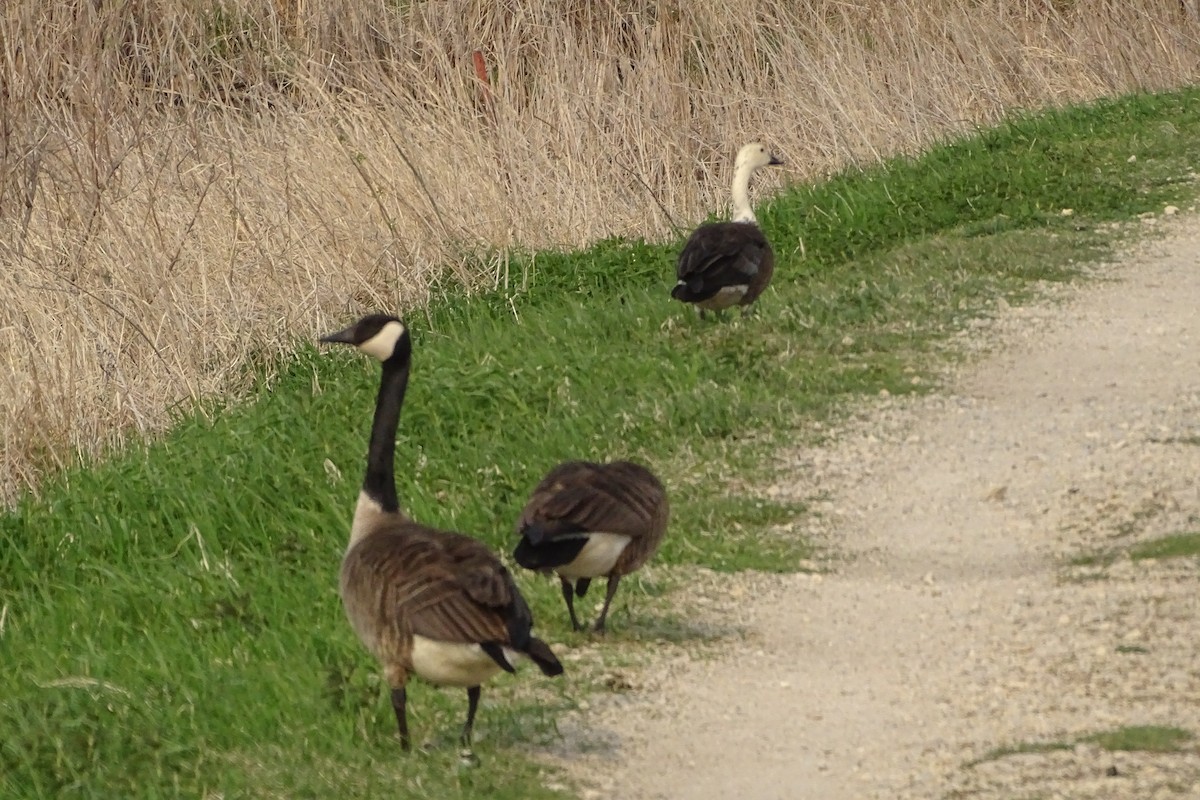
<box><xmin>3</xmin><ymin>89</ymin><xmax>1200</xmax><ymax>798</ymax></box>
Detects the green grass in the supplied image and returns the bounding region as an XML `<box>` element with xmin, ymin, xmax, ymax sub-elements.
<box><xmin>967</xmin><ymin>740</ymin><xmax>1076</xmax><ymax>767</ymax></box>
<box><xmin>1067</xmin><ymin>550</ymin><xmax>1120</xmax><ymax>569</ymax></box>
<box><xmin>1082</xmin><ymin>725</ymin><xmax>1194</xmax><ymax>753</ymax></box>
<box><xmin>1149</xmin><ymin>435</ymin><xmax>1200</xmax><ymax>446</ymax></box>
<box><xmin>1130</xmin><ymin>532</ymin><xmax>1200</xmax><ymax>561</ymax></box>
<box><xmin>4</xmin><ymin>87</ymin><xmax>1200</xmax><ymax>797</ymax></box>
<box><xmin>1065</xmin><ymin>551</ymin><xmax>1118</xmax><ymax>568</ymax></box>
<box><xmin>969</xmin><ymin>725</ymin><xmax>1194</xmax><ymax>767</ymax></box>
<box><xmin>1067</xmin><ymin>530</ymin><xmax>1200</xmax><ymax>574</ymax></box>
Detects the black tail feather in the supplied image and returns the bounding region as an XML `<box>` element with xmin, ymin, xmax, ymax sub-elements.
<box><xmin>480</xmin><ymin>641</ymin><xmax>518</xmax><ymax>674</ymax></box>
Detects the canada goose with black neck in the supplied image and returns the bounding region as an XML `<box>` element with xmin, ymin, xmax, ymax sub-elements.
<box><xmin>513</xmin><ymin>460</ymin><xmax>669</xmax><ymax>633</ymax></box>
<box><xmin>672</xmin><ymin>142</ymin><xmax>783</xmax><ymax>319</ymax></box>
<box><xmin>320</xmin><ymin>313</ymin><xmax>563</xmax><ymax>753</ymax></box>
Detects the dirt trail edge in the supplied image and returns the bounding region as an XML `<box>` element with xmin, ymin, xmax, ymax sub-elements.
<box><xmin>559</xmin><ymin>220</ymin><xmax>1200</xmax><ymax>799</ymax></box>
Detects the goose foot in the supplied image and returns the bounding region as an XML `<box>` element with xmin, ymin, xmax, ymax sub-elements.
<box><xmin>592</xmin><ymin>575</ymin><xmax>622</xmax><ymax>635</ymax></box>
<box><xmin>459</xmin><ymin>685</ymin><xmax>481</xmax><ymax>749</ymax></box>
<box><xmin>560</xmin><ymin>577</ymin><xmax>585</xmax><ymax>631</ymax></box>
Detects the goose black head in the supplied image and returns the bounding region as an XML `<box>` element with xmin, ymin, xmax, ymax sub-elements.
<box><xmin>320</xmin><ymin>314</ymin><xmax>411</xmax><ymax>363</ymax></box>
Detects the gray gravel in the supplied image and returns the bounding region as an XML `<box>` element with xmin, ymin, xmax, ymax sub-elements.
<box><xmin>552</xmin><ymin>216</ymin><xmax>1200</xmax><ymax>799</ymax></box>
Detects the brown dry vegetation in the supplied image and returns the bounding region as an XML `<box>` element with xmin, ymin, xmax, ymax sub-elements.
<box><xmin>1</xmin><ymin>0</ymin><xmax>1198</xmax><ymax>503</ymax></box>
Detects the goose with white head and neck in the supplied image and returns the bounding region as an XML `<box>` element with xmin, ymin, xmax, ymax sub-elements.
<box><xmin>319</xmin><ymin>313</ymin><xmax>563</xmax><ymax>755</ymax></box>
<box><xmin>672</xmin><ymin>141</ymin><xmax>783</xmax><ymax>319</ymax></box>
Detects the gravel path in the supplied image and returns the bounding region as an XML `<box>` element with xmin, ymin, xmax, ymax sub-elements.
<box><xmin>560</xmin><ymin>218</ymin><xmax>1200</xmax><ymax>798</ymax></box>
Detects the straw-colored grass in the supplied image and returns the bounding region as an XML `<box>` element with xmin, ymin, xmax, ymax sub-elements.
<box><xmin>2</xmin><ymin>0</ymin><xmax>1198</xmax><ymax>502</ymax></box>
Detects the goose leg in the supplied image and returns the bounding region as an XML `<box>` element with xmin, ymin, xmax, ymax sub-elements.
<box><xmin>461</xmin><ymin>685</ymin><xmax>481</xmax><ymax>747</ymax></box>
<box><xmin>559</xmin><ymin>576</ymin><xmax>583</xmax><ymax>631</ymax></box>
<box><xmin>391</xmin><ymin>686</ymin><xmax>411</xmax><ymax>751</ymax></box>
<box><xmin>593</xmin><ymin>575</ymin><xmax>622</xmax><ymax>634</ymax></box>
<box><xmin>697</xmin><ymin>307</ymin><xmax>708</xmax><ymax>321</ymax></box>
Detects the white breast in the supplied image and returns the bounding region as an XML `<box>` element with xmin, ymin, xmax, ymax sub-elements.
<box><xmin>556</xmin><ymin>532</ymin><xmax>632</xmax><ymax>579</ymax></box>
<box><xmin>410</xmin><ymin>636</ymin><xmax>516</xmax><ymax>687</ymax></box>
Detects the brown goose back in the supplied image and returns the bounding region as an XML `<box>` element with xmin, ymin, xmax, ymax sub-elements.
<box><xmin>516</xmin><ymin>460</ymin><xmax>669</xmax><ymax>577</ymax></box>
<box><xmin>341</xmin><ymin>517</ymin><xmax>541</xmax><ymax>673</ymax></box>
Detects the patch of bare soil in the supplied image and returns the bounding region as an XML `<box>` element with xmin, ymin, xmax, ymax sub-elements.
<box><xmin>552</xmin><ymin>217</ymin><xmax>1200</xmax><ymax>799</ymax></box>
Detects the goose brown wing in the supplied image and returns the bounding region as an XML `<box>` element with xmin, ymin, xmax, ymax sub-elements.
<box><xmin>676</xmin><ymin>222</ymin><xmax>770</xmax><ymax>295</ymax></box>
<box><xmin>517</xmin><ymin>460</ymin><xmax>663</xmax><ymax>542</ymax></box>
<box><xmin>412</xmin><ymin>531</ymin><xmax>536</xmax><ymax>649</ymax></box>
<box><xmin>360</xmin><ymin>524</ymin><xmax>530</xmax><ymax>646</ymax></box>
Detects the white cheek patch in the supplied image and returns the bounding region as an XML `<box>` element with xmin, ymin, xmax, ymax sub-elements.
<box><xmin>359</xmin><ymin>320</ymin><xmax>407</xmax><ymax>361</ymax></box>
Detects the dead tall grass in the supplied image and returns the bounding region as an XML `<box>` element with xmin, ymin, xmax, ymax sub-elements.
<box><xmin>1</xmin><ymin>0</ymin><xmax>1197</xmax><ymax>502</ymax></box>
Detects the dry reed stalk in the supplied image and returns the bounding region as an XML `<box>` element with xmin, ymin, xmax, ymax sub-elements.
<box><xmin>1</xmin><ymin>0</ymin><xmax>1198</xmax><ymax>502</ymax></box>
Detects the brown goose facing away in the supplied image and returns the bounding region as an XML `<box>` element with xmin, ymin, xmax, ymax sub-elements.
<box><xmin>319</xmin><ymin>314</ymin><xmax>563</xmax><ymax>753</ymax></box>
<box><xmin>513</xmin><ymin>460</ymin><xmax>669</xmax><ymax>633</ymax></box>
<box><xmin>672</xmin><ymin>142</ymin><xmax>783</xmax><ymax>319</ymax></box>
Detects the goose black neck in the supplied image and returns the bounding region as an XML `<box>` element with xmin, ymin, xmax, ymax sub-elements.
<box><xmin>363</xmin><ymin>354</ymin><xmax>410</xmax><ymax>514</ymax></box>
